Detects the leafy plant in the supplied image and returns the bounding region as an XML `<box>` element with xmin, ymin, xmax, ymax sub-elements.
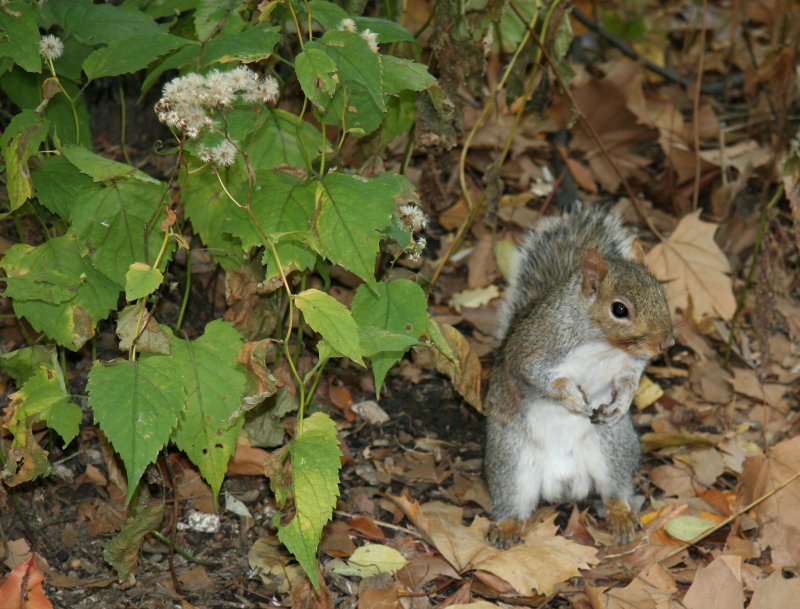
<box><xmin>0</xmin><ymin>0</ymin><xmax>456</xmax><ymax>590</ymax></box>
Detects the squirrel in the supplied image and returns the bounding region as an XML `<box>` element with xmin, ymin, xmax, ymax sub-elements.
<box><xmin>484</xmin><ymin>204</ymin><xmax>673</xmax><ymax>546</ymax></box>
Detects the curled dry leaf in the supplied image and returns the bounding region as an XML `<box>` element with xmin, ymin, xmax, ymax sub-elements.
<box><xmin>430</xmin><ymin>322</ymin><xmax>482</xmax><ymax>412</ymax></box>
<box><xmin>645</xmin><ymin>210</ymin><xmax>736</xmax><ymax>328</ymax></box>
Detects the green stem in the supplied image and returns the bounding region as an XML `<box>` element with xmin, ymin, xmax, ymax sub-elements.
<box><xmin>176</xmin><ymin>246</ymin><xmax>192</xmax><ymax>332</ymax></box>
<box><xmin>118</xmin><ymin>81</ymin><xmax>132</xmax><ymax>165</ymax></box>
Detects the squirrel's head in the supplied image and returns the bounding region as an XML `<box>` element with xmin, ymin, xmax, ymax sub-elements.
<box><xmin>581</xmin><ymin>247</ymin><xmax>674</xmax><ymax>359</ymax></box>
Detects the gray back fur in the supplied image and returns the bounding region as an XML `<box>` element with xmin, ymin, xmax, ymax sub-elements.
<box><xmin>496</xmin><ymin>205</ymin><xmax>635</xmax><ymax>340</ymax></box>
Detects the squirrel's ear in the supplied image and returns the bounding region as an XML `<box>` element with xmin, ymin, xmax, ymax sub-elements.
<box><xmin>581</xmin><ymin>247</ymin><xmax>607</xmax><ymax>296</ymax></box>
<box><xmin>631</xmin><ymin>239</ymin><xmax>646</xmax><ymax>264</ymax></box>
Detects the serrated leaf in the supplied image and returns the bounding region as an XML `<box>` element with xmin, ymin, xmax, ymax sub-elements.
<box><xmin>61</xmin><ymin>144</ymin><xmax>159</xmax><ymax>184</ymax></box>
<box><xmin>311</xmin><ymin>31</ymin><xmax>386</xmax><ymax>135</ymax></box>
<box><xmin>317</xmin><ymin>172</ymin><xmax>412</xmax><ymax>284</ymax></box>
<box><xmin>277</xmin><ymin>412</ymin><xmax>342</xmax><ymax>591</ymax></box>
<box><xmin>305</xmin><ymin>2</ymin><xmax>416</xmax><ymax>43</ymax></box>
<box><xmin>247</xmin><ymin>108</ymin><xmax>325</xmax><ymax>172</ymax></box>
<box><xmin>357</xmin><ymin>327</ymin><xmax>418</xmax><ymax>356</ymax></box>
<box><xmin>125</xmin><ymin>262</ymin><xmax>163</xmax><ymax>301</ymax></box>
<box><xmin>44</xmin><ymin>0</ymin><xmax>163</xmax><ymax>46</ymax></box>
<box><xmin>68</xmin><ymin>179</ymin><xmax>172</xmax><ymax>286</ymax></box>
<box><xmin>88</xmin><ymin>357</ymin><xmax>184</xmax><ymax>504</ymax></box>
<box><xmin>380</xmin><ymin>55</ymin><xmax>436</xmax><ymax>96</ymax></box>
<box><xmin>5</xmin><ymin>366</ymin><xmax>81</xmax><ymax>449</ymax></box>
<box><xmin>103</xmin><ymin>503</ymin><xmax>165</xmax><ymax>580</ymax></box>
<box><xmin>32</xmin><ymin>154</ymin><xmax>101</xmax><ymax>220</ymax></box>
<box><xmin>330</xmin><ymin>543</ymin><xmax>409</xmax><ymax>577</ymax></box>
<box><xmin>83</xmin><ymin>33</ymin><xmax>189</xmax><ymax>79</ymax></box>
<box><xmin>170</xmin><ymin>320</ymin><xmax>247</xmax><ymax>498</ymax></box>
<box><xmin>295</xmin><ymin>47</ymin><xmax>339</xmax><ymax>111</ymax></box>
<box><xmin>116</xmin><ymin>305</ymin><xmax>171</xmax><ymax>355</ymax></box>
<box><xmin>352</xmin><ymin>279</ymin><xmax>428</xmax><ymax>394</ymax></box>
<box><xmin>0</xmin><ymin>1</ymin><xmax>41</xmax><ymax>73</ymax></box>
<box><xmin>202</xmin><ymin>27</ymin><xmax>281</xmax><ymax>65</ymax></box>
<box><xmin>295</xmin><ymin>289</ymin><xmax>363</xmax><ymax>365</ymax></box>
<box><xmin>0</xmin><ymin>110</ymin><xmax>49</xmax><ymax>210</ymax></box>
<box><xmin>0</xmin><ymin>236</ymin><xmax>120</xmax><ymax>350</ymax></box>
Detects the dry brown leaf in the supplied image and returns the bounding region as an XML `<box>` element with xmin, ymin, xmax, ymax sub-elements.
<box><xmin>748</xmin><ymin>570</ymin><xmax>800</xmax><ymax>609</ymax></box>
<box><xmin>649</xmin><ymin>463</ymin><xmax>697</xmax><ymax>497</ymax></box>
<box><xmin>646</xmin><ymin>210</ymin><xmax>736</xmax><ymax>326</ymax></box>
<box><xmin>430</xmin><ymin>323</ymin><xmax>482</xmax><ymax>412</ymax></box>
<box><xmin>681</xmin><ymin>554</ymin><xmax>744</xmax><ymax>609</ymax></box>
<box><xmin>604</xmin><ymin>562</ymin><xmax>677</xmax><ymax>609</ymax></box>
<box><xmin>736</xmin><ymin>435</ymin><xmax>800</xmax><ymax>568</ymax></box>
<box><xmin>730</xmin><ymin>368</ymin><xmax>787</xmax><ymax>407</ymax></box>
<box><xmin>471</xmin><ymin>515</ymin><xmax>599</xmax><ymax>596</ymax></box>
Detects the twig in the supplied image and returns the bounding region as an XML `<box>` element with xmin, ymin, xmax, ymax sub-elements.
<box><xmin>724</xmin><ymin>184</ymin><xmax>784</xmax><ymax>365</ymax></box>
<box><xmin>148</xmin><ymin>530</ymin><xmax>223</xmax><ymax>568</ymax></box>
<box><xmin>509</xmin><ymin>1</ymin><xmax>665</xmax><ymax>241</ymax></box>
<box><xmin>658</xmin><ymin>465</ymin><xmax>800</xmax><ymax>563</ymax></box>
<box><xmin>691</xmin><ymin>0</ymin><xmax>708</xmax><ymax>211</ymax></box>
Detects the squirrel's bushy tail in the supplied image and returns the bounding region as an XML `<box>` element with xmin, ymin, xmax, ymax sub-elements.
<box><xmin>496</xmin><ymin>205</ymin><xmax>637</xmax><ymax>340</ymax></box>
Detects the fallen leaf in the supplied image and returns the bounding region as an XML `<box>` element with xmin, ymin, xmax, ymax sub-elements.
<box><xmin>681</xmin><ymin>554</ymin><xmax>744</xmax><ymax>609</ymax></box>
<box><xmin>329</xmin><ymin>544</ymin><xmax>408</xmax><ymax>577</ymax></box>
<box><xmin>0</xmin><ymin>556</ymin><xmax>54</xmax><ymax>609</ymax></box>
<box><xmin>449</xmin><ymin>285</ymin><xmax>501</xmax><ymax>311</ymax></box>
<box><xmin>430</xmin><ymin>323</ymin><xmax>482</xmax><ymax>412</ymax></box>
<box><xmin>748</xmin><ymin>569</ymin><xmax>800</xmax><ymax>609</ymax></box>
<box><xmin>646</xmin><ymin>210</ymin><xmax>736</xmax><ymax>327</ymax></box>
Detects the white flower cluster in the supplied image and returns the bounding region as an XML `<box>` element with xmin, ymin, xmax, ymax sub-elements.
<box><xmin>338</xmin><ymin>18</ymin><xmax>380</xmax><ymax>53</ymax></box>
<box><xmin>155</xmin><ymin>66</ymin><xmax>279</xmax><ymax>139</ymax></box>
<box><xmin>398</xmin><ymin>204</ymin><xmax>429</xmax><ymax>261</ymax></box>
<box><xmin>196</xmin><ymin>140</ymin><xmax>239</xmax><ymax>167</ymax></box>
<box><xmin>39</xmin><ymin>35</ymin><xmax>64</xmax><ymax>61</ymax></box>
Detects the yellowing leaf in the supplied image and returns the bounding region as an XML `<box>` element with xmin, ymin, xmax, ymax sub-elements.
<box><xmin>329</xmin><ymin>544</ymin><xmax>408</xmax><ymax>577</ymax></box>
<box><xmin>448</xmin><ymin>285</ymin><xmax>501</xmax><ymax>311</ymax></box>
<box><xmin>645</xmin><ymin>210</ymin><xmax>736</xmax><ymax>326</ymax></box>
<box><xmin>664</xmin><ymin>515</ymin><xmax>717</xmax><ymax>542</ymax></box>
<box><xmin>633</xmin><ymin>374</ymin><xmax>664</xmax><ymax>409</ymax></box>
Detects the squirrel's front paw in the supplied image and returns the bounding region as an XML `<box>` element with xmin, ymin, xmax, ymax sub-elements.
<box><xmin>591</xmin><ymin>376</ymin><xmax>638</xmax><ymax>424</ymax></box>
<box><xmin>487</xmin><ymin>519</ymin><xmax>524</xmax><ymax>550</ymax></box>
<box><xmin>551</xmin><ymin>377</ymin><xmax>591</xmax><ymax>416</ymax></box>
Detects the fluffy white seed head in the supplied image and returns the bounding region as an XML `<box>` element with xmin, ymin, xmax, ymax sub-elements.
<box><xmin>361</xmin><ymin>29</ymin><xmax>379</xmax><ymax>53</ymax></box>
<box><xmin>339</xmin><ymin>18</ymin><xmax>357</xmax><ymax>33</ymax></box>
<box><xmin>210</xmin><ymin>140</ymin><xmax>238</xmax><ymax>166</ymax></box>
<box><xmin>398</xmin><ymin>204</ymin><xmax>429</xmax><ymax>233</ymax></box>
<box><xmin>39</xmin><ymin>35</ymin><xmax>64</xmax><ymax>61</ymax></box>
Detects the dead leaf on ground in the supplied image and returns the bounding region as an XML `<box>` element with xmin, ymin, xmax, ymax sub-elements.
<box><xmin>681</xmin><ymin>554</ymin><xmax>744</xmax><ymax>609</ymax></box>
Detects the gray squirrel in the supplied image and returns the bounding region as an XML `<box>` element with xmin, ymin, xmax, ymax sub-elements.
<box><xmin>484</xmin><ymin>205</ymin><xmax>674</xmax><ymax>545</ymax></box>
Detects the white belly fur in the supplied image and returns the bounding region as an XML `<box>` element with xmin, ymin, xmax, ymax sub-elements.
<box><xmin>510</xmin><ymin>341</ymin><xmax>644</xmax><ymax>517</ymax></box>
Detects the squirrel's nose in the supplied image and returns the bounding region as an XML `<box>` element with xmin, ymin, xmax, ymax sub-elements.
<box><xmin>660</xmin><ymin>336</ymin><xmax>675</xmax><ymax>352</ymax></box>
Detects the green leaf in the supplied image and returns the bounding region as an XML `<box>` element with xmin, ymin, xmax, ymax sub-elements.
<box><xmin>61</xmin><ymin>144</ymin><xmax>159</xmax><ymax>184</ymax></box>
<box><xmin>125</xmin><ymin>262</ymin><xmax>164</xmax><ymax>301</ymax></box>
<box><xmin>311</xmin><ymin>31</ymin><xmax>386</xmax><ymax>135</ymax></box>
<box><xmin>380</xmin><ymin>55</ymin><xmax>436</xmax><ymax>95</ymax></box>
<box><xmin>83</xmin><ymin>33</ymin><xmax>190</xmax><ymax>79</ymax></box>
<box><xmin>352</xmin><ymin>279</ymin><xmax>428</xmax><ymax>394</ymax></box>
<box><xmin>329</xmin><ymin>543</ymin><xmax>409</xmax><ymax>577</ymax></box>
<box><xmin>0</xmin><ymin>1</ymin><xmax>41</xmax><ymax>73</ymax></box>
<box><xmin>68</xmin><ymin>179</ymin><xmax>172</xmax><ymax>286</ymax></box>
<box><xmin>357</xmin><ymin>327</ymin><xmax>418</xmax><ymax>356</ymax></box>
<box><xmin>32</xmin><ymin>154</ymin><xmax>101</xmax><ymax>220</ymax></box>
<box><xmin>664</xmin><ymin>515</ymin><xmax>717</xmax><ymax>542</ymax></box>
<box><xmin>306</xmin><ymin>1</ymin><xmax>417</xmax><ymax>42</ymax></box>
<box><xmin>277</xmin><ymin>412</ymin><xmax>341</xmax><ymax>592</ymax></box>
<box><xmin>0</xmin><ymin>236</ymin><xmax>120</xmax><ymax>350</ymax></box>
<box><xmin>295</xmin><ymin>47</ymin><xmax>339</xmax><ymax>111</ymax></box>
<box><xmin>6</xmin><ymin>366</ymin><xmax>81</xmax><ymax>448</ymax></box>
<box><xmin>140</xmin><ymin>43</ymin><xmax>201</xmax><ymax>95</ymax></box>
<box><xmin>295</xmin><ymin>289</ymin><xmax>364</xmax><ymax>366</ymax></box>
<box><xmin>0</xmin><ymin>110</ymin><xmax>49</xmax><ymax>210</ymax></box>
<box><xmin>202</xmin><ymin>27</ymin><xmax>281</xmax><ymax>65</ymax></box>
<box><xmin>43</xmin><ymin>0</ymin><xmax>164</xmax><ymax>46</ymax></box>
<box><xmin>115</xmin><ymin>304</ymin><xmax>171</xmax><ymax>355</ymax></box>
<box><xmin>246</xmin><ymin>108</ymin><xmax>325</xmax><ymax>172</ymax></box>
<box><xmin>88</xmin><ymin>356</ymin><xmax>184</xmax><ymax>504</ymax></box>
<box><xmin>0</xmin><ymin>346</ymin><xmax>59</xmax><ymax>385</ymax></box>
<box><xmin>103</xmin><ymin>503</ymin><xmax>165</xmax><ymax>580</ymax></box>
<box><xmin>180</xmin><ymin>165</ymin><xmax>244</xmax><ymax>271</ymax></box>
<box><xmin>170</xmin><ymin>320</ymin><xmax>247</xmax><ymax>498</ymax></box>
<box><xmin>316</xmin><ymin>172</ymin><xmax>412</xmax><ymax>284</ymax></box>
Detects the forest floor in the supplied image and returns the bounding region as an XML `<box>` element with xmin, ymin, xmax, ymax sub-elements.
<box><xmin>2</xmin><ymin>1</ymin><xmax>800</xmax><ymax>608</ymax></box>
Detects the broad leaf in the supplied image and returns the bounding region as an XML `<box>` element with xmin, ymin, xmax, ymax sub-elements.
<box><xmin>0</xmin><ymin>236</ymin><xmax>120</xmax><ymax>350</ymax></box>
<box><xmin>61</xmin><ymin>144</ymin><xmax>159</xmax><ymax>184</ymax></box>
<box><xmin>125</xmin><ymin>262</ymin><xmax>163</xmax><ymax>301</ymax></box>
<box><xmin>295</xmin><ymin>289</ymin><xmax>363</xmax><ymax>365</ymax></box>
<box><xmin>316</xmin><ymin>172</ymin><xmax>413</xmax><ymax>284</ymax></box>
<box><xmin>83</xmin><ymin>33</ymin><xmax>190</xmax><ymax>79</ymax></box>
<box><xmin>295</xmin><ymin>47</ymin><xmax>339</xmax><ymax>111</ymax></box>
<box><xmin>277</xmin><ymin>412</ymin><xmax>342</xmax><ymax>591</ymax></box>
<box><xmin>68</xmin><ymin>179</ymin><xmax>172</xmax><ymax>286</ymax></box>
<box><xmin>103</xmin><ymin>503</ymin><xmax>165</xmax><ymax>580</ymax></box>
<box><xmin>170</xmin><ymin>320</ymin><xmax>247</xmax><ymax>498</ymax></box>
<box><xmin>380</xmin><ymin>55</ymin><xmax>436</xmax><ymax>96</ymax></box>
<box><xmin>32</xmin><ymin>155</ymin><xmax>101</xmax><ymax>220</ymax></box>
<box><xmin>352</xmin><ymin>279</ymin><xmax>428</xmax><ymax>394</ymax></box>
<box><xmin>88</xmin><ymin>356</ymin><xmax>184</xmax><ymax>504</ymax></box>
<box><xmin>202</xmin><ymin>27</ymin><xmax>281</xmax><ymax>65</ymax></box>
<box><xmin>246</xmin><ymin>108</ymin><xmax>325</xmax><ymax>172</ymax></box>
<box><xmin>43</xmin><ymin>0</ymin><xmax>163</xmax><ymax>46</ymax></box>
<box><xmin>0</xmin><ymin>111</ymin><xmax>49</xmax><ymax>210</ymax></box>
<box><xmin>0</xmin><ymin>1</ymin><xmax>41</xmax><ymax>73</ymax></box>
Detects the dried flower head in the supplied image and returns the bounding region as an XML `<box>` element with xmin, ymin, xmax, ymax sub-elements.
<box><xmin>155</xmin><ymin>66</ymin><xmax>280</xmax><ymax>139</ymax></box>
<box><xmin>360</xmin><ymin>28</ymin><xmax>379</xmax><ymax>53</ymax></box>
<box><xmin>338</xmin><ymin>18</ymin><xmax>357</xmax><ymax>33</ymax></box>
<box><xmin>210</xmin><ymin>139</ymin><xmax>238</xmax><ymax>167</ymax></box>
<box><xmin>398</xmin><ymin>204</ymin><xmax>429</xmax><ymax>233</ymax></box>
<box><xmin>39</xmin><ymin>35</ymin><xmax>64</xmax><ymax>61</ymax></box>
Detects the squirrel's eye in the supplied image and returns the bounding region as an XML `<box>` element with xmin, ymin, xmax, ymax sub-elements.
<box><xmin>611</xmin><ymin>301</ymin><xmax>629</xmax><ymax>319</ymax></box>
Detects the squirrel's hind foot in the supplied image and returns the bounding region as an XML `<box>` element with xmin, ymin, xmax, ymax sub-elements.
<box><xmin>604</xmin><ymin>498</ymin><xmax>641</xmax><ymax>545</ymax></box>
<box><xmin>487</xmin><ymin>519</ymin><xmax>524</xmax><ymax>549</ymax></box>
